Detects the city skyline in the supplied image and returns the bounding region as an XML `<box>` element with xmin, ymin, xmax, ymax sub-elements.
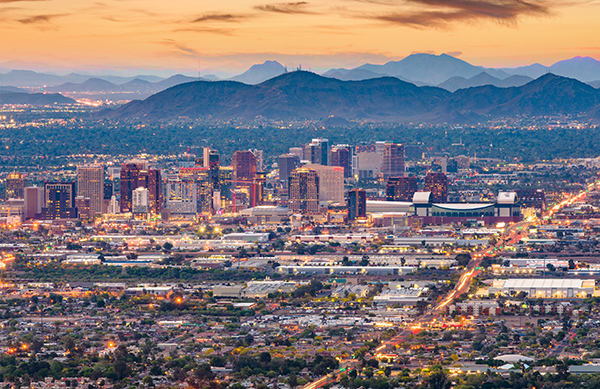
<box><xmin>1</xmin><ymin>0</ymin><xmax>599</xmax><ymax>75</ymax></box>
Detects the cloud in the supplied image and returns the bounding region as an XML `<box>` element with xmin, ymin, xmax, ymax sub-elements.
<box><xmin>254</xmin><ymin>2</ymin><xmax>317</xmax><ymax>14</ymax></box>
<box><xmin>351</xmin><ymin>0</ymin><xmax>556</xmax><ymax>28</ymax></box>
<box><xmin>0</xmin><ymin>0</ymin><xmax>49</xmax><ymax>3</ymax></box>
<box><xmin>157</xmin><ymin>39</ymin><xmax>201</xmax><ymax>58</ymax></box>
<box><xmin>191</xmin><ymin>13</ymin><xmax>247</xmax><ymax>23</ymax></box>
<box><xmin>174</xmin><ymin>26</ymin><xmax>236</xmax><ymax>35</ymax></box>
<box><xmin>18</xmin><ymin>13</ymin><xmax>68</xmax><ymax>24</ymax></box>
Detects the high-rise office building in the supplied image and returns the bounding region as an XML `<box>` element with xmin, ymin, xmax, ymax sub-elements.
<box><xmin>251</xmin><ymin>172</ymin><xmax>266</xmax><ymax>207</ymax></box>
<box><xmin>132</xmin><ymin>187</ymin><xmax>150</xmax><ymax>214</ymax></box>
<box><xmin>386</xmin><ymin>176</ymin><xmax>418</xmax><ymax>202</ymax></box>
<box><xmin>310</xmin><ymin>165</ymin><xmax>344</xmax><ymax>204</ymax></box>
<box><xmin>179</xmin><ymin>167</ymin><xmax>213</xmax><ymax>214</ymax></box>
<box><xmin>102</xmin><ymin>182</ymin><xmax>113</xmax><ymax>214</ymax></box>
<box><xmin>166</xmin><ymin>180</ymin><xmax>198</xmax><ymax>216</ymax></box>
<box><xmin>304</xmin><ymin>138</ymin><xmax>329</xmax><ymax>165</ymax></box>
<box><xmin>278</xmin><ymin>154</ymin><xmax>300</xmax><ymax>182</ymax></box>
<box><xmin>75</xmin><ymin>196</ymin><xmax>92</xmax><ymax>220</ymax></box>
<box><xmin>145</xmin><ymin>169</ymin><xmax>162</xmax><ymax>215</ymax></box>
<box><xmin>119</xmin><ymin>161</ymin><xmax>161</xmax><ymax>215</ymax></box>
<box><xmin>6</xmin><ymin>173</ymin><xmax>25</xmax><ymax>199</ymax></box>
<box><xmin>232</xmin><ymin>150</ymin><xmax>257</xmax><ymax>197</ymax></box>
<box><xmin>330</xmin><ymin>147</ymin><xmax>352</xmax><ymax>178</ymax></box>
<box><xmin>252</xmin><ymin>149</ymin><xmax>264</xmax><ymax>171</ymax></box>
<box><xmin>103</xmin><ymin>182</ymin><xmax>113</xmax><ymax>200</ymax></box>
<box><xmin>289</xmin><ymin>167</ymin><xmax>319</xmax><ymax>214</ymax></box>
<box><xmin>108</xmin><ymin>195</ymin><xmax>119</xmax><ymax>214</ymax></box>
<box><xmin>382</xmin><ymin>142</ymin><xmax>405</xmax><ymax>180</ymax></box>
<box><xmin>24</xmin><ymin>186</ymin><xmax>44</xmax><ymax>219</ymax></box>
<box><xmin>425</xmin><ymin>172</ymin><xmax>448</xmax><ymax>203</ymax></box>
<box><xmin>348</xmin><ymin>189</ymin><xmax>366</xmax><ymax>220</ymax></box>
<box><xmin>120</xmin><ymin>161</ymin><xmax>145</xmax><ymax>213</ymax></box>
<box><xmin>77</xmin><ymin>165</ymin><xmax>103</xmax><ymax>217</ymax></box>
<box><xmin>289</xmin><ymin>147</ymin><xmax>304</xmax><ymax>160</ymax></box>
<box><xmin>41</xmin><ymin>182</ymin><xmax>77</xmax><ymax>219</ymax></box>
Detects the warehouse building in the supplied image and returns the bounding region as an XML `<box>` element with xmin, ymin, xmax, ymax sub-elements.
<box><xmin>488</xmin><ymin>279</ymin><xmax>595</xmax><ymax>298</ymax></box>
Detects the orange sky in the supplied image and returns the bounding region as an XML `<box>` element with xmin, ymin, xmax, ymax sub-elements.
<box><xmin>1</xmin><ymin>0</ymin><xmax>599</xmax><ymax>75</ymax></box>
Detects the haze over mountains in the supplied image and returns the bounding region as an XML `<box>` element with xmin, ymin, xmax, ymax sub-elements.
<box><xmin>1</xmin><ymin>54</ymin><xmax>598</xmax><ymax>94</ymax></box>
<box><xmin>104</xmin><ymin>72</ymin><xmax>600</xmax><ymax>124</ymax></box>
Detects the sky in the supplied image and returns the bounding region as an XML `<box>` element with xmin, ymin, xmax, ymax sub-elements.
<box><xmin>1</xmin><ymin>0</ymin><xmax>599</xmax><ymax>76</ymax></box>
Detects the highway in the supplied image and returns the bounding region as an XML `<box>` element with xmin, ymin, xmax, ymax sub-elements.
<box><xmin>301</xmin><ymin>183</ymin><xmax>600</xmax><ymax>389</ymax></box>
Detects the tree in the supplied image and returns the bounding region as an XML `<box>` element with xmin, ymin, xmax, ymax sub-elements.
<box><xmin>422</xmin><ymin>370</ymin><xmax>451</xmax><ymax>389</ymax></box>
<box><xmin>288</xmin><ymin>375</ymin><xmax>298</xmax><ymax>389</ymax></box>
<box><xmin>416</xmin><ymin>300</ymin><xmax>429</xmax><ymax>314</ymax></box>
<box><xmin>455</xmin><ymin>253</ymin><xmax>471</xmax><ymax>267</ymax></box>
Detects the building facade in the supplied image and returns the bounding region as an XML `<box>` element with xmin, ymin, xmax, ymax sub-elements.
<box><xmin>77</xmin><ymin>165</ymin><xmax>104</xmax><ymax>217</ymax></box>
<box><xmin>288</xmin><ymin>167</ymin><xmax>319</xmax><ymax>214</ymax></box>
<box><xmin>6</xmin><ymin>173</ymin><xmax>25</xmax><ymax>200</ymax></box>
<box><xmin>425</xmin><ymin>172</ymin><xmax>448</xmax><ymax>203</ymax></box>
<box><xmin>381</xmin><ymin>142</ymin><xmax>405</xmax><ymax>180</ymax></box>
<box><xmin>330</xmin><ymin>146</ymin><xmax>352</xmax><ymax>178</ymax></box>
<box><xmin>278</xmin><ymin>154</ymin><xmax>300</xmax><ymax>182</ymax></box>
<box><xmin>386</xmin><ymin>176</ymin><xmax>418</xmax><ymax>201</ymax></box>
<box><xmin>41</xmin><ymin>182</ymin><xmax>77</xmax><ymax>219</ymax></box>
<box><xmin>310</xmin><ymin>165</ymin><xmax>344</xmax><ymax>204</ymax></box>
<box><xmin>348</xmin><ymin>188</ymin><xmax>366</xmax><ymax>220</ymax></box>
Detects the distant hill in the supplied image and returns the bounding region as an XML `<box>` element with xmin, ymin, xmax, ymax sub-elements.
<box><xmin>426</xmin><ymin>74</ymin><xmax>600</xmax><ymax>121</ymax></box>
<box><xmin>0</xmin><ymin>92</ymin><xmax>75</xmax><ymax>105</ymax></box>
<box><xmin>356</xmin><ymin>53</ymin><xmax>506</xmax><ymax>85</ymax></box>
<box><xmin>549</xmin><ymin>56</ymin><xmax>600</xmax><ymax>82</ymax></box>
<box><xmin>153</xmin><ymin>74</ymin><xmax>203</xmax><ymax>90</ymax></box>
<box><xmin>48</xmin><ymin>78</ymin><xmax>120</xmax><ymax>93</ymax></box>
<box><xmin>0</xmin><ymin>69</ymin><xmax>166</xmax><ymax>87</ymax></box>
<box><xmin>106</xmin><ymin>71</ymin><xmax>450</xmax><ymax>120</ymax></box>
<box><xmin>228</xmin><ymin>61</ymin><xmax>286</xmax><ymax>85</ymax></box>
<box><xmin>41</xmin><ymin>74</ymin><xmax>205</xmax><ymax>99</ymax></box>
<box><xmin>324</xmin><ymin>68</ymin><xmax>388</xmax><ymax>81</ymax></box>
<box><xmin>438</xmin><ymin>72</ymin><xmax>532</xmax><ymax>92</ymax></box>
<box><xmin>496</xmin><ymin>57</ymin><xmax>600</xmax><ymax>82</ymax></box>
<box><xmin>104</xmin><ymin>72</ymin><xmax>600</xmax><ymax>123</ymax></box>
<box><xmin>0</xmin><ymin>86</ymin><xmax>28</xmax><ymax>93</ymax></box>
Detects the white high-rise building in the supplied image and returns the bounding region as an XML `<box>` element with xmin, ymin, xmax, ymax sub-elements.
<box><xmin>165</xmin><ymin>180</ymin><xmax>197</xmax><ymax>215</ymax></box>
<box><xmin>132</xmin><ymin>187</ymin><xmax>149</xmax><ymax>214</ymax></box>
<box><xmin>108</xmin><ymin>195</ymin><xmax>120</xmax><ymax>214</ymax></box>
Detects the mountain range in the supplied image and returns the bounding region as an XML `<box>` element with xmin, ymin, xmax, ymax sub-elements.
<box><xmin>103</xmin><ymin>72</ymin><xmax>600</xmax><ymax>124</ymax></box>
<box><xmin>0</xmin><ymin>90</ymin><xmax>75</xmax><ymax>105</ymax></box>
<box><xmin>2</xmin><ymin>54</ymin><xmax>598</xmax><ymax>93</ymax></box>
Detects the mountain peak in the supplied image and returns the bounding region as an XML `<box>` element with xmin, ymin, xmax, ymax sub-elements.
<box><xmin>229</xmin><ymin>61</ymin><xmax>286</xmax><ymax>85</ymax></box>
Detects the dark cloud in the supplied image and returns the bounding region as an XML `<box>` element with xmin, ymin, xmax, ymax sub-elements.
<box><xmin>191</xmin><ymin>13</ymin><xmax>247</xmax><ymax>23</ymax></box>
<box><xmin>18</xmin><ymin>13</ymin><xmax>67</xmax><ymax>24</ymax></box>
<box><xmin>355</xmin><ymin>0</ymin><xmax>554</xmax><ymax>27</ymax></box>
<box><xmin>254</xmin><ymin>2</ymin><xmax>317</xmax><ymax>14</ymax></box>
<box><xmin>173</xmin><ymin>26</ymin><xmax>236</xmax><ymax>36</ymax></box>
<box><xmin>157</xmin><ymin>39</ymin><xmax>201</xmax><ymax>58</ymax></box>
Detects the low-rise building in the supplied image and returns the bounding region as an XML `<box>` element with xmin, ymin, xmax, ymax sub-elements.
<box><xmin>488</xmin><ymin>278</ymin><xmax>595</xmax><ymax>298</ymax></box>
